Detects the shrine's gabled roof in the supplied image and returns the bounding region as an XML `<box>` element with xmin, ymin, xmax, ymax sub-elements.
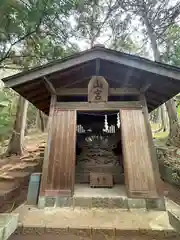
<box><xmin>2</xmin><ymin>45</ymin><xmax>180</xmax><ymax>114</ymax></box>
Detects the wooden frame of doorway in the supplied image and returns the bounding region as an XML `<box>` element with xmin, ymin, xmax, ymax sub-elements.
<box><xmin>39</xmin><ymin>96</ymin><xmax>161</xmax><ymax>199</ymax></box>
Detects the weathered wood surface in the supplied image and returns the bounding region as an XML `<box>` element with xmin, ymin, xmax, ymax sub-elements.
<box><xmin>120</xmin><ymin>109</ymin><xmax>159</xmax><ymax>198</ymax></box>
<box><xmin>42</xmin><ymin>109</ymin><xmax>76</xmax><ymax>197</ymax></box>
<box><xmin>90</xmin><ymin>172</ymin><xmax>113</xmax><ymax>188</ymax></box>
<box><xmin>76</xmin><ymin>166</ymin><xmax>124</xmax><ymax>184</ymax></box>
<box><xmin>48</xmin><ymin>109</ymin><xmax>76</xmax><ymax>196</ymax></box>
<box><xmin>56</xmin><ymin>101</ymin><xmax>142</xmax><ymax>110</ymax></box>
<box><xmin>40</xmin><ymin>95</ymin><xmax>56</xmax><ymax>196</ymax></box>
<box><xmin>56</xmin><ymin>87</ymin><xmax>140</xmax><ymax>96</ymax></box>
<box><xmin>88</xmin><ymin>76</ymin><xmax>109</xmax><ymax>102</ymax></box>
<box><xmin>140</xmin><ymin>95</ymin><xmax>163</xmax><ymax>196</ymax></box>
<box><xmin>44</xmin><ymin>77</ymin><xmax>56</xmax><ymax>94</ymax></box>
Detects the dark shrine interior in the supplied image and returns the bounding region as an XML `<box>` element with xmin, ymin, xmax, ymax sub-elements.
<box><xmin>76</xmin><ymin>111</ymin><xmax>123</xmax><ymax>166</ymax></box>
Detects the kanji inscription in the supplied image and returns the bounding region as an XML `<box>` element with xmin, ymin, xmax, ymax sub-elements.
<box><xmin>88</xmin><ymin>76</ymin><xmax>109</xmax><ymax>102</ymax></box>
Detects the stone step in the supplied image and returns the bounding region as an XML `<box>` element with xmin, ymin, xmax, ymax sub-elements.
<box><xmin>11</xmin><ymin>205</ymin><xmax>180</xmax><ymax>239</ymax></box>
<box><xmin>10</xmin><ymin>227</ymin><xmax>180</xmax><ymax>240</ymax></box>
<box><xmin>0</xmin><ymin>187</ymin><xmax>20</xmax><ymax>209</ymax></box>
<box><xmin>39</xmin><ymin>147</ymin><xmax>45</xmax><ymax>150</ymax></box>
<box><xmin>9</xmin><ymin>163</ymin><xmax>39</xmax><ymax>173</ymax></box>
<box><xmin>41</xmin><ymin>195</ymin><xmax>166</xmax><ymax>211</ymax></box>
<box><xmin>168</xmin><ymin>210</ymin><xmax>180</xmax><ymax>233</ymax></box>
<box><xmin>20</xmin><ymin>154</ymin><xmax>34</xmax><ymax>160</ymax></box>
<box><xmin>37</xmin><ymin>186</ymin><xmax>166</xmax><ymax>211</ymax></box>
<box><xmin>0</xmin><ymin>213</ymin><xmax>18</xmax><ymax>240</ymax></box>
<box><xmin>6</xmin><ymin>172</ymin><xmax>31</xmax><ymax>183</ymax></box>
<box><xmin>0</xmin><ymin>175</ymin><xmax>15</xmax><ymax>181</ymax></box>
<box><xmin>0</xmin><ymin>148</ymin><xmax>43</xmax><ymax>213</ymax></box>
<box><xmin>0</xmin><ymin>171</ymin><xmax>31</xmax><ymax>181</ymax></box>
<box><xmin>20</xmin><ymin>158</ymin><xmax>39</xmax><ymax>163</ymax></box>
<box><xmin>167</xmin><ymin>198</ymin><xmax>180</xmax><ymax>233</ymax></box>
<box><xmin>0</xmin><ymin>182</ymin><xmax>18</xmax><ymax>191</ymax></box>
<box><xmin>39</xmin><ymin>155</ymin><xmax>44</xmax><ymax>159</ymax></box>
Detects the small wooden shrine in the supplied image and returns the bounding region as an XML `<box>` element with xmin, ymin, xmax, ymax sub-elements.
<box><xmin>3</xmin><ymin>45</ymin><xmax>180</xmax><ymax>208</ymax></box>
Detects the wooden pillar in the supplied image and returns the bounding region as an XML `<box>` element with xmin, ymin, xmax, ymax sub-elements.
<box><xmin>140</xmin><ymin>94</ymin><xmax>163</xmax><ymax>196</ymax></box>
<box><xmin>39</xmin><ymin>95</ymin><xmax>56</xmax><ymax>197</ymax></box>
<box><xmin>40</xmin><ymin>103</ymin><xmax>77</xmax><ymax>198</ymax></box>
<box><xmin>120</xmin><ymin>107</ymin><xmax>159</xmax><ymax>198</ymax></box>
<box><xmin>46</xmin><ymin>108</ymin><xmax>77</xmax><ymax>196</ymax></box>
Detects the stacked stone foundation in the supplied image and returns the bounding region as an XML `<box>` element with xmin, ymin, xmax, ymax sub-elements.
<box><xmin>37</xmin><ymin>195</ymin><xmax>166</xmax><ymax>211</ymax></box>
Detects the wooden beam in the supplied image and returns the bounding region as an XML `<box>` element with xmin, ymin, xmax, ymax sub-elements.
<box><xmin>140</xmin><ymin>83</ymin><xmax>151</xmax><ymax>93</ymax></box>
<box><xmin>41</xmin><ymin>106</ymin><xmax>49</xmax><ymax>113</ymax></box>
<box><xmin>25</xmin><ymin>88</ymin><xmax>48</xmax><ymax>98</ymax></box>
<box><xmin>40</xmin><ymin>94</ymin><xmax>57</xmax><ymax>196</ymax></box>
<box><xmin>31</xmin><ymin>94</ymin><xmax>50</xmax><ymax>103</ymax></box>
<box><xmin>56</xmin><ymin>88</ymin><xmax>140</xmax><ymax>96</ymax></box>
<box><xmin>55</xmin><ymin>101</ymin><xmax>142</xmax><ymax>111</ymax></box>
<box><xmin>60</xmin><ymin>78</ymin><xmax>88</xmax><ymax>88</ymax></box>
<box><xmin>121</xmin><ymin>68</ymin><xmax>134</xmax><ymax>87</ymax></box>
<box><xmin>148</xmin><ymin>90</ymin><xmax>170</xmax><ymax>100</ymax></box>
<box><xmin>147</xmin><ymin>103</ymin><xmax>156</xmax><ymax>110</ymax></box>
<box><xmin>147</xmin><ymin>99</ymin><xmax>164</xmax><ymax>107</ymax></box>
<box><xmin>15</xmin><ymin>80</ymin><xmax>42</xmax><ymax>92</ymax></box>
<box><xmin>36</xmin><ymin>102</ymin><xmax>49</xmax><ymax>109</ymax></box>
<box><xmin>140</xmin><ymin>94</ymin><xmax>163</xmax><ymax>196</ymax></box>
<box><xmin>44</xmin><ymin>77</ymin><xmax>56</xmax><ymax>94</ymax></box>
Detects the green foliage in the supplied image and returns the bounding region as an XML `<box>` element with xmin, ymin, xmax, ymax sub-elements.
<box><xmin>74</xmin><ymin>0</ymin><xmax>132</xmax><ymax>48</ymax></box>
<box><xmin>0</xmin><ymin>0</ymin><xmax>80</xmax><ymax>145</ymax></box>
<box><xmin>109</xmin><ymin>36</ymin><xmax>140</xmax><ymax>55</ymax></box>
<box><xmin>162</xmin><ymin>24</ymin><xmax>180</xmax><ymax>67</ymax></box>
<box><xmin>1</xmin><ymin>0</ymin><xmax>180</xmax><ymax>147</ymax></box>
<box><xmin>177</xmin><ymin>105</ymin><xmax>180</xmax><ymax>119</ymax></box>
<box><xmin>0</xmin><ymin>88</ymin><xmax>17</xmax><ymax>141</ymax></box>
<box><xmin>27</xmin><ymin>103</ymin><xmax>37</xmax><ymax>129</ymax></box>
<box><xmin>0</xmin><ymin>0</ymin><xmax>78</xmax><ymax>67</ymax></box>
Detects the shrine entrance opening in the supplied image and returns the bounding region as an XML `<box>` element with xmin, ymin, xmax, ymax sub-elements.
<box><xmin>75</xmin><ymin>111</ymin><xmax>124</xmax><ymax>189</ymax></box>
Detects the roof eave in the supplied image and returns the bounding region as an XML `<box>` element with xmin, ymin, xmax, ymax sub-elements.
<box><xmin>3</xmin><ymin>48</ymin><xmax>180</xmax><ymax>88</ymax></box>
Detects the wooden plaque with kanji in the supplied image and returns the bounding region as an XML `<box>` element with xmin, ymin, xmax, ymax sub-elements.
<box><xmin>88</xmin><ymin>76</ymin><xmax>109</xmax><ymax>103</ymax></box>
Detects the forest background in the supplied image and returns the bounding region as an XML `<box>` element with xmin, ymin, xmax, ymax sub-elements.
<box><xmin>1</xmin><ymin>0</ymin><xmax>180</xmax><ymax>155</ymax></box>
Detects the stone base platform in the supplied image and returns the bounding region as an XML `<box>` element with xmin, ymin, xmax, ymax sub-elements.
<box><xmin>0</xmin><ymin>213</ymin><xmax>18</xmax><ymax>240</ymax></box>
<box><xmin>167</xmin><ymin>198</ymin><xmax>180</xmax><ymax>233</ymax></box>
<box><xmin>10</xmin><ymin>228</ymin><xmax>180</xmax><ymax>240</ymax></box>
<box><xmin>9</xmin><ymin>204</ymin><xmax>180</xmax><ymax>239</ymax></box>
<box><xmin>38</xmin><ymin>184</ymin><xmax>166</xmax><ymax>211</ymax></box>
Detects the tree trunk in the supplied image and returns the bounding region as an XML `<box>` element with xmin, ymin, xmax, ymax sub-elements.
<box><xmin>155</xmin><ymin>108</ymin><xmax>160</xmax><ymax>124</ymax></box>
<box><xmin>166</xmin><ymin>99</ymin><xmax>180</xmax><ymax>147</ymax></box>
<box><xmin>6</xmin><ymin>96</ymin><xmax>28</xmax><ymax>156</ymax></box>
<box><xmin>153</xmin><ymin>105</ymin><xmax>167</xmax><ymax>133</ymax></box>
<box><xmin>161</xmin><ymin>104</ymin><xmax>167</xmax><ymax>132</ymax></box>
<box><xmin>165</xmin><ymin>102</ymin><xmax>180</xmax><ymax>146</ymax></box>
<box><xmin>39</xmin><ymin>111</ymin><xmax>45</xmax><ymax>132</ymax></box>
<box><xmin>164</xmin><ymin>104</ymin><xmax>169</xmax><ymax>131</ymax></box>
<box><xmin>35</xmin><ymin>110</ymin><xmax>39</xmax><ymax>128</ymax></box>
<box><xmin>36</xmin><ymin>110</ymin><xmax>45</xmax><ymax>132</ymax></box>
<box><xmin>142</xmin><ymin>13</ymin><xmax>180</xmax><ymax>146</ymax></box>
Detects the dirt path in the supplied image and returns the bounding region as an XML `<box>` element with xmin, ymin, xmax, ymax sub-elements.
<box><xmin>0</xmin><ymin>136</ymin><xmax>45</xmax><ymax>213</ymax></box>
